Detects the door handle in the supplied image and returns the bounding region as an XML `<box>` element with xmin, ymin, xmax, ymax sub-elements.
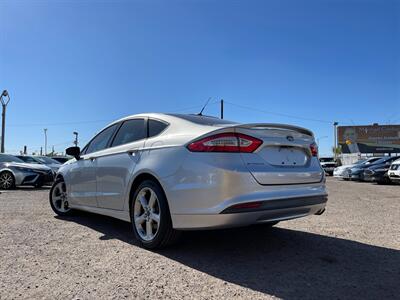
<box><xmin>127</xmin><ymin>150</ymin><xmax>138</xmax><ymax>156</ymax></box>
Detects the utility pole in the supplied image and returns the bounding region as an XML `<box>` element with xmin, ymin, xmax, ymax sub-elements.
<box><xmin>44</xmin><ymin>128</ymin><xmax>48</xmax><ymax>155</ymax></box>
<box><xmin>333</xmin><ymin>122</ymin><xmax>339</xmax><ymax>160</ymax></box>
<box><xmin>73</xmin><ymin>131</ymin><xmax>79</xmax><ymax>147</ymax></box>
<box><xmin>220</xmin><ymin>99</ymin><xmax>224</xmax><ymax>119</ymax></box>
<box><xmin>23</xmin><ymin>146</ymin><xmax>27</xmax><ymax>154</ymax></box>
<box><xmin>0</xmin><ymin>90</ymin><xmax>10</xmax><ymax>153</ymax></box>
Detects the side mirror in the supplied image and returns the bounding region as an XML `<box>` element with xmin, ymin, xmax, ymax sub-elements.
<box><xmin>66</xmin><ymin>146</ymin><xmax>81</xmax><ymax>160</ymax></box>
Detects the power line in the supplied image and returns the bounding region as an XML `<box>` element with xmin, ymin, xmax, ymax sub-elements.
<box><xmin>8</xmin><ymin>119</ymin><xmax>113</xmax><ymax>127</ymax></box>
<box><xmin>223</xmin><ymin>101</ymin><xmax>335</xmax><ymax>124</ymax></box>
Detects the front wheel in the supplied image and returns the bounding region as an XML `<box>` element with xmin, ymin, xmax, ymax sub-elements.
<box><xmin>49</xmin><ymin>179</ymin><xmax>73</xmax><ymax>216</ymax></box>
<box><xmin>0</xmin><ymin>171</ymin><xmax>15</xmax><ymax>190</ymax></box>
<box><xmin>131</xmin><ymin>180</ymin><xmax>180</xmax><ymax>249</ymax></box>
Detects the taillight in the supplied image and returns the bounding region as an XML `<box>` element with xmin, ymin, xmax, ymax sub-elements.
<box><xmin>310</xmin><ymin>142</ymin><xmax>318</xmax><ymax>156</ymax></box>
<box><xmin>187</xmin><ymin>132</ymin><xmax>262</xmax><ymax>153</ymax></box>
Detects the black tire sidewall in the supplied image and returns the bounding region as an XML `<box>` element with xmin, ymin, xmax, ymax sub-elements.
<box><xmin>131</xmin><ymin>180</ymin><xmax>172</xmax><ymax>249</ymax></box>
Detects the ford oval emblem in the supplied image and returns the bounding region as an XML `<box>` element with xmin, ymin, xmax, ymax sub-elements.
<box><xmin>286</xmin><ymin>135</ymin><xmax>294</xmax><ymax>142</ymax></box>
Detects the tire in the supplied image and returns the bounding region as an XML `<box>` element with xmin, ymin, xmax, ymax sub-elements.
<box><xmin>131</xmin><ymin>179</ymin><xmax>180</xmax><ymax>249</ymax></box>
<box><xmin>0</xmin><ymin>171</ymin><xmax>15</xmax><ymax>190</ymax></box>
<box><xmin>49</xmin><ymin>179</ymin><xmax>73</xmax><ymax>216</ymax></box>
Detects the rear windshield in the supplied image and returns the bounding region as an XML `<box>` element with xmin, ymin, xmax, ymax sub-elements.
<box><xmin>169</xmin><ymin>114</ymin><xmax>237</xmax><ymax>126</ymax></box>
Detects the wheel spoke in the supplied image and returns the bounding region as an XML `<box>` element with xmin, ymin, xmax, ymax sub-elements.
<box><xmin>150</xmin><ymin>213</ymin><xmax>160</xmax><ymax>224</ymax></box>
<box><xmin>148</xmin><ymin>191</ymin><xmax>157</xmax><ymax>209</ymax></box>
<box><xmin>146</xmin><ymin>220</ymin><xmax>153</xmax><ymax>239</ymax></box>
<box><xmin>139</xmin><ymin>195</ymin><xmax>148</xmax><ymax>209</ymax></box>
<box><xmin>135</xmin><ymin>214</ymin><xmax>146</xmax><ymax>226</ymax></box>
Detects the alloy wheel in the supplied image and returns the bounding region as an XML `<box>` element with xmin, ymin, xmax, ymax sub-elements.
<box><xmin>51</xmin><ymin>181</ymin><xmax>70</xmax><ymax>213</ymax></box>
<box><xmin>134</xmin><ymin>187</ymin><xmax>161</xmax><ymax>241</ymax></box>
<box><xmin>0</xmin><ymin>172</ymin><xmax>14</xmax><ymax>189</ymax></box>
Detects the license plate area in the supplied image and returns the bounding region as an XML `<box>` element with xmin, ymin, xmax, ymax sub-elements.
<box><xmin>259</xmin><ymin>145</ymin><xmax>308</xmax><ymax>167</ymax></box>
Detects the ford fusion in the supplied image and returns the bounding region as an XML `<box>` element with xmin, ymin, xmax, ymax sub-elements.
<box><xmin>49</xmin><ymin>113</ymin><xmax>327</xmax><ymax>248</ymax></box>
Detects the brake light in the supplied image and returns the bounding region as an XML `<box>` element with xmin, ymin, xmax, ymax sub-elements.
<box><xmin>310</xmin><ymin>142</ymin><xmax>318</xmax><ymax>156</ymax></box>
<box><xmin>187</xmin><ymin>132</ymin><xmax>262</xmax><ymax>153</ymax></box>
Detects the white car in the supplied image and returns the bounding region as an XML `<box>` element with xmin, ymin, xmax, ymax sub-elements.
<box><xmin>50</xmin><ymin>113</ymin><xmax>327</xmax><ymax>249</ymax></box>
<box><xmin>388</xmin><ymin>159</ymin><xmax>400</xmax><ymax>184</ymax></box>
<box><xmin>333</xmin><ymin>157</ymin><xmax>381</xmax><ymax>179</ymax></box>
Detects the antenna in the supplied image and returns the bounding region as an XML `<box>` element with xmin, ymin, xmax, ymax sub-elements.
<box><xmin>198</xmin><ymin>97</ymin><xmax>212</xmax><ymax>116</ymax></box>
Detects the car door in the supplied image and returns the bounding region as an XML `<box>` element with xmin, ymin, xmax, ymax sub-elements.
<box><xmin>68</xmin><ymin>123</ymin><xmax>119</xmax><ymax>207</ymax></box>
<box><xmin>96</xmin><ymin>118</ymin><xmax>147</xmax><ymax>210</ymax></box>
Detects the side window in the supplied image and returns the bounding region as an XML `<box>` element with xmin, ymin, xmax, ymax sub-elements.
<box><xmin>111</xmin><ymin>119</ymin><xmax>146</xmax><ymax>147</ymax></box>
<box><xmin>148</xmin><ymin>119</ymin><xmax>168</xmax><ymax>138</ymax></box>
<box><xmin>86</xmin><ymin>124</ymin><xmax>119</xmax><ymax>154</ymax></box>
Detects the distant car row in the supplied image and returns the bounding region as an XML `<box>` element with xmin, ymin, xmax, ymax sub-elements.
<box><xmin>333</xmin><ymin>156</ymin><xmax>400</xmax><ymax>184</ymax></box>
<box><xmin>0</xmin><ymin>154</ymin><xmax>70</xmax><ymax>190</ymax></box>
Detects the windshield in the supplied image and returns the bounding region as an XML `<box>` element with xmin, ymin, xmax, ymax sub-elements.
<box><xmin>355</xmin><ymin>159</ymin><xmax>367</xmax><ymax>165</ymax></box>
<box><xmin>37</xmin><ymin>156</ymin><xmax>61</xmax><ymax>164</ymax></box>
<box><xmin>17</xmin><ymin>156</ymin><xmax>40</xmax><ymax>164</ymax></box>
<box><xmin>0</xmin><ymin>154</ymin><xmax>25</xmax><ymax>163</ymax></box>
<box><xmin>372</xmin><ymin>157</ymin><xmax>391</xmax><ymax>165</ymax></box>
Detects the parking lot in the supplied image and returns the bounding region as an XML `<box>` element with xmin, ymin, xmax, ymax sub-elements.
<box><xmin>0</xmin><ymin>178</ymin><xmax>399</xmax><ymax>299</ymax></box>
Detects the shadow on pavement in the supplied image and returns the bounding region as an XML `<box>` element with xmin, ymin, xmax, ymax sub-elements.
<box><xmin>57</xmin><ymin>212</ymin><xmax>399</xmax><ymax>299</ymax></box>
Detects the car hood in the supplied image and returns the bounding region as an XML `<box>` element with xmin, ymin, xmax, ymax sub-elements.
<box><xmin>5</xmin><ymin>162</ymin><xmax>51</xmax><ymax>171</ymax></box>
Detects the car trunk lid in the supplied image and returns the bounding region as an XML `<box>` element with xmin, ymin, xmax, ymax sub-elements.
<box><xmin>232</xmin><ymin>123</ymin><xmax>323</xmax><ymax>185</ymax></box>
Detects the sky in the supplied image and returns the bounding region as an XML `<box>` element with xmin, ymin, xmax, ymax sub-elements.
<box><xmin>1</xmin><ymin>0</ymin><xmax>399</xmax><ymax>156</ymax></box>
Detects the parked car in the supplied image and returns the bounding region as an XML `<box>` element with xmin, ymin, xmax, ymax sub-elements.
<box><xmin>319</xmin><ymin>157</ymin><xmax>338</xmax><ymax>175</ymax></box>
<box><xmin>49</xmin><ymin>113</ymin><xmax>327</xmax><ymax>249</ymax></box>
<box><xmin>0</xmin><ymin>154</ymin><xmax>54</xmax><ymax>189</ymax></box>
<box><xmin>388</xmin><ymin>159</ymin><xmax>400</xmax><ymax>184</ymax></box>
<box><xmin>344</xmin><ymin>156</ymin><xmax>400</xmax><ymax>181</ymax></box>
<box><xmin>50</xmin><ymin>156</ymin><xmax>71</xmax><ymax>164</ymax></box>
<box><xmin>16</xmin><ymin>155</ymin><xmax>61</xmax><ymax>173</ymax></box>
<box><xmin>364</xmin><ymin>156</ymin><xmax>400</xmax><ymax>184</ymax></box>
<box><xmin>333</xmin><ymin>157</ymin><xmax>381</xmax><ymax>179</ymax></box>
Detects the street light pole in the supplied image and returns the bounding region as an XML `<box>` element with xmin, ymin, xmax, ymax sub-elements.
<box><xmin>0</xmin><ymin>90</ymin><xmax>10</xmax><ymax>153</ymax></box>
<box><xmin>333</xmin><ymin>122</ymin><xmax>339</xmax><ymax>160</ymax></box>
<box><xmin>73</xmin><ymin>131</ymin><xmax>79</xmax><ymax>147</ymax></box>
<box><xmin>44</xmin><ymin>128</ymin><xmax>48</xmax><ymax>155</ymax></box>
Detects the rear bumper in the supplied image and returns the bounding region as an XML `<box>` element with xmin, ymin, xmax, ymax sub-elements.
<box><xmin>172</xmin><ymin>195</ymin><xmax>327</xmax><ymax>230</ymax></box>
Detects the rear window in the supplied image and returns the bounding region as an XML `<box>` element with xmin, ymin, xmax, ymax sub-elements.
<box><xmin>168</xmin><ymin>114</ymin><xmax>236</xmax><ymax>126</ymax></box>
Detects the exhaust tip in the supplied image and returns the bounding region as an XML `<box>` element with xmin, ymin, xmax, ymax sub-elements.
<box><xmin>315</xmin><ymin>208</ymin><xmax>325</xmax><ymax>215</ymax></box>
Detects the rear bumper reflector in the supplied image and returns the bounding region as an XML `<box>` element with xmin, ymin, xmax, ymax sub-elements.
<box><xmin>221</xmin><ymin>195</ymin><xmax>328</xmax><ymax>214</ymax></box>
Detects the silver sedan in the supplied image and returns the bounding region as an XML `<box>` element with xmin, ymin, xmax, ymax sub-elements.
<box><xmin>0</xmin><ymin>154</ymin><xmax>54</xmax><ymax>189</ymax></box>
<box><xmin>50</xmin><ymin>113</ymin><xmax>327</xmax><ymax>248</ymax></box>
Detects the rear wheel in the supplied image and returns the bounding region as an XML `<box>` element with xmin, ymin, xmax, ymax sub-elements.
<box><xmin>131</xmin><ymin>180</ymin><xmax>180</xmax><ymax>249</ymax></box>
<box><xmin>49</xmin><ymin>179</ymin><xmax>73</xmax><ymax>216</ymax></box>
<box><xmin>0</xmin><ymin>171</ymin><xmax>15</xmax><ymax>190</ymax></box>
